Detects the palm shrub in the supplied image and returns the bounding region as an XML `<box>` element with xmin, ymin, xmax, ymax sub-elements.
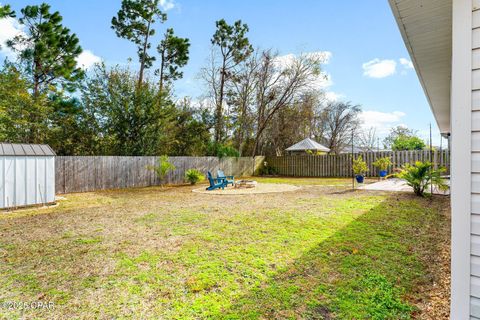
<box><xmin>353</xmin><ymin>155</ymin><xmax>368</xmax><ymax>176</ymax></box>
<box><xmin>372</xmin><ymin>157</ymin><xmax>392</xmax><ymax>171</ymax></box>
<box><xmin>397</xmin><ymin>161</ymin><xmax>448</xmax><ymax>196</ymax></box>
<box><xmin>148</xmin><ymin>155</ymin><xmax>176</xmax><ymax>184</ymax></box>
<box><xmin>185</xmin><ymin>169</ymin><xmax>205</xmax><ymax>185</ymax></box>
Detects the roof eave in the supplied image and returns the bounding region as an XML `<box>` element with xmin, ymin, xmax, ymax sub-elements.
<box><xmin>388</xmin><ymin>0</ymin><xmax>452</xmax><ymax>134</ymax></box>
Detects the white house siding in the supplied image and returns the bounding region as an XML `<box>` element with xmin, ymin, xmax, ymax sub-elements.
<box><xmin>473</xmin><ymin>1</ymin><xmax>480</xmax><ymax>317</ymax></box>
<box><xmin>0</xmin><ymin>156</ymin><xmax>55</xmax><ymax>209</ymax></box>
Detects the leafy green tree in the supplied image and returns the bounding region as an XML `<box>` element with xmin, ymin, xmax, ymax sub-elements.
<box><xmin>111</xmin><ymin>0</ymin><xmax>166</xmax><ymax>86</ymax></box>
<box><xmin>81</xmin><ymin>64</ymin><xmax>175</xmax><ymax>155</ymax></box>
<box><xmin>0</xmin><ymin>64</ymin><xmax>35</xmax><ymax>142</ymax></box>
<box><xmin>383</xmin><ymin>126</ymin><xmax>414</xmax><ymax>148</ymax></box>
<box><xmin>156</xmin><ymin>28</ymin><xmax>190</xmax><ymax>93</ymax></box>
<box><xmin>391</xmin><ymin>135</ymin><xmax>426</xmax><ymax>151</ymax></box>
<box><xmin>211</xmin><ymin>19</ymin><xmax>253</xmax><ymax>143</ymax></box>
<box><xmin>46</xmin><ymin>96</ymin><xmax>99</xmax><ymax>155</ymax></box>
<box><xmin>170</xmin><ymin>101</ymin><xmax>211</xmax><ymax>156</ymax></box>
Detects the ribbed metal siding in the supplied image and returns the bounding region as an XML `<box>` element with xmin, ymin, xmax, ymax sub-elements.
<box><xmin>0</xmin><ymin>156</ymin><xmax>55</xmax><ymax>209</ymax></box>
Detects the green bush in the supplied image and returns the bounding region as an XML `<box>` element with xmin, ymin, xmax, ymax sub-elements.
<box><xmin>353</xmin><ymin>156</ymin><xmax>368</xmax><ymax>175</ymax></box>
<box><xmin>397</xmin><ymin>161</ymin><xmax>448</xmax><ymax>196</ymax></box>
<box><xmin>208</xmin><ymin>142</ymin><xmax>240</xmax><ymax>158</ymax></box>
<box><xmin>259</xmin><ymin>161</ymin><xmax>278</xmax><ymax>176</ymax></box>
<box><xmin>372</xmin><ymin>157</ymin><xmax>392</xmax><ymax>171</ymax></box>
<box><xmin>185</xmin><ymin>169</ymin><xmax>205</xmax><ymax>185</ymax></box>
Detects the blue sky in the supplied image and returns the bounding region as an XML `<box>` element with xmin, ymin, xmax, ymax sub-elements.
<box><xmin>0</xmin><ymin>0</ymin><xmax>444</xmax><ymax>145</ymax></box>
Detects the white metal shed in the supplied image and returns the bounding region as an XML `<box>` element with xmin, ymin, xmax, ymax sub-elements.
<box><xmin>0</xmin><ymin>143</ymin><xmax>56</xmax><ymax>209</ymax></box>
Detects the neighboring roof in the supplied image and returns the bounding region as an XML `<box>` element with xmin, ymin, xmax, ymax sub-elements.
<box><xmin>339</xmin><ymin>145</ymin><xmax>370</xmax><ymax>154</ymax></box>
<box><xmin>285</xmin><ymin>138</ymin><xmax>330</xmax><ymax>152</ymax></box>
<box><xmin>388</xmin><ymin>0</ymin><xmax>452</xmax><ymax>133</ymax></box>
<box><xmin>0</xmin><ymin>143</ymin><xmax>56</xmax><ymax>156</ymax></box>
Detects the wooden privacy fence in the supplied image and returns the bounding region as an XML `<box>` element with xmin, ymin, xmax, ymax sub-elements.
<box><xmin>55</xmin><ymin>156</ymin><xmax>265</xmax><ymax>194</ymax></box>
<box><xmin>265</xmin><ymin>150</ymin><xmax>450</xmax><ymax>177</ymax></box>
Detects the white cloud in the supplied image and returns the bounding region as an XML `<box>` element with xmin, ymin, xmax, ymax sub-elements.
<box><xmin>76</xmin><ymin>50</ymin><xmax>101</xmax><ymax>70</ymax></box>
<box><xmin>0</xmin><ymin>17</ymin><xmax>25</xmax><ymax>59</ymax></box>
<box><xmin>274</xmin><ymin>51</ymin><xmax>332</xmax><ymax>69</ymax></box>
<box><xmin>159</xmin><ymin>0</ymin><xmax>175</xmax><ymax>11</ymax></box>
<box><xmin>324</xmin><ymin>91</ymin><xmax>343</xmax><ymax>102</ymax></box>
<box><xmin>399</xmin><ymin>58</ymin><xmax>414</xmax><ymax>69</ymax></box>
<box><xmin>362</xmin><ymin>58</ymin><xmax>397</xmax><ymax>78</ymax></box>
<box><xmin>359</xmin><ymin>110</ymin><xmax>406</xmax><ymax>135</ymax></box>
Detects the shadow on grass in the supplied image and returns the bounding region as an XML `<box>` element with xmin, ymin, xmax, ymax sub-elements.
<box><xmin>221</xmin><ymin>193</ymin><xmax>449</xmax><ymax>319</ymax></box>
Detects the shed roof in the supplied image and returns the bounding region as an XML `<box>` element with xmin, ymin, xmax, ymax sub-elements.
<box><xmin>0</xmin><ymin>143</ymin><xmax>56</xmax><ymax>156</ymax></box>
<box><xmin>285</xmin><ymin>138</ymin><xmax>330</xmax><ymax>152</ymax></box>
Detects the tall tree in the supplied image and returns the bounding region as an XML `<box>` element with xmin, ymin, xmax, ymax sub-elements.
<box><xmin>156</xmin><ymin>28</ymin><xmax>190</xmax><ymax>93</ymax></box>
<box><xmin>210</xmin><ymin>19</ymin><xmax>253</xmax><ymax>143</ymax></box>
<box><xmin>227</xmin><ymin>52</ymin><xmax>258</xmax><ymax>155</ymax></box>
<box><xmin>7</xmin><ymin>3</ymin><xmax>83</xmax><ymax>142</ymax></box>
<box><xmin>111</xmin><ymin>0</ymin><xmax>166</xmax><ymax>86</ymax></box>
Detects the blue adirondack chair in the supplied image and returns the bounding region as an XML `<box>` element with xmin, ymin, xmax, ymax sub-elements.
<box><xmin>206</xmin><ymin>171</ymin><xmax>225</xmax><ymax>191</ymax></box>
<box><xmin>217</xmin><ymin>170</ymin><xmax>235</xmax><ymax>187</ymax></box>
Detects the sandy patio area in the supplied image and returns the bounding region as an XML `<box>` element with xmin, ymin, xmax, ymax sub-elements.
<box><xmin>192</xmin><ymin>182</ymin><xmax>300</xmax><ymax>195</ymax></box>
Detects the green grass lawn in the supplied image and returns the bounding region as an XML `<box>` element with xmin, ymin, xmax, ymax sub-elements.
<box><xmin>0</xmin><ymin>178</ymin><xmax>449</xmax><ymax>319</ymax></box>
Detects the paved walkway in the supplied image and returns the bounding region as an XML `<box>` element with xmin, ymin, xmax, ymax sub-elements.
<box><xmin>359</xmin><ymin>178</ymin><xmax>450</xmax><ymax>195</ymax></box>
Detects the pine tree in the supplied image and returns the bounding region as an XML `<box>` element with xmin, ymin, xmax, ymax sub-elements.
<box><xmin>0</xmin><ymin>4</ymin><xmax>15</xmax><ymax>18</ymax></box>
<box><xmin>111</xmin><ymin>0</ymin><xmax>166</xmax><ymax>86</ymax></box>
<box><xmin>156</xmin><ymin>28</ymin><xmax>190</xmax><ymax>94</ymax></box>
<box><xmin>211</xmin><ymin>19</ymin><xmax>253</xmax><ymax>144</ymax></box>
<box><xmin>7</xmin><ymin>3</ymin><xmax>83</xmax><ymax>142</ymax></box>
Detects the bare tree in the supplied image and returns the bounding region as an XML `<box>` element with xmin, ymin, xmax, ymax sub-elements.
<box><xmin>251</xmin><ymin>50</ymin><xmax>326</xmax><ymax>156</ymax></box>
<box><xmin>199</xmin><ymin>48</ymin><xmax>221</xmax><ymax>119</ymax></box>
<box><xmin>259</xmin><ymin>90</ymin><xmax>324</xmax><ymax>156</ymax></box>
<box><xmin>357</xmin><ymin>127</ymin><xmax>378</xmax><ymax>152</ymax></box>
<box><xmin>226</xmin><ymin>52</ymin><xmax>259</xmax><ymax>155</ymax></box>
<box><xmin>317</xmin><ymin>101</ymin><xmax>361</xmax><ymax>154</ymax></box>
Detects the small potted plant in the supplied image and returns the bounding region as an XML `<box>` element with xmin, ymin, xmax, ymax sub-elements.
<box><xmin>372</xmin><ymin>157</ymin><xmax>392</xmax><ymax>178</ymax></box>
<box><xmin>353</xmin><ymin>155</ymin><xmax>368</xmax><ymax>183</ymax></box>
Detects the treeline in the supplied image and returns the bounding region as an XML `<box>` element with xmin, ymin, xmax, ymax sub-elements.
<box><xmin>0</xmin><ymin>2</ymin><xmax>364</xmax><ymax>156</ymax></box>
